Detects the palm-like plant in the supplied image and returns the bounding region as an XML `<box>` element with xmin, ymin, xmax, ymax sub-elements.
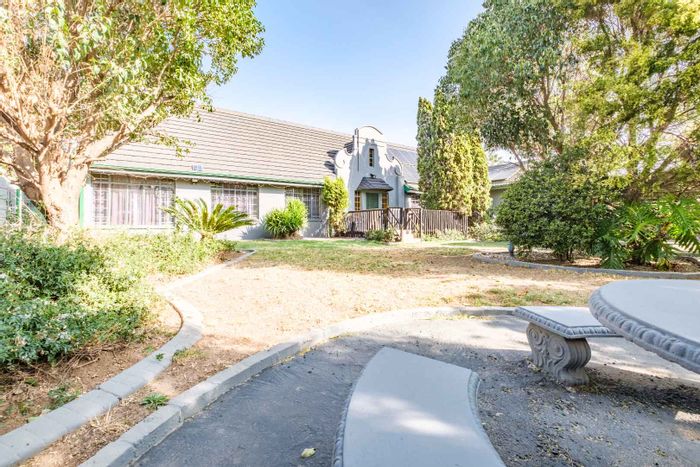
<box><xmin>595</xmin><ymin>197</ymin><xmax>700</xmax><ymax>270</ymax></box>
<box><xmin>161</xmin><ymin>198</ymin><xmax>254</xmax><ymax>240</ymax></box>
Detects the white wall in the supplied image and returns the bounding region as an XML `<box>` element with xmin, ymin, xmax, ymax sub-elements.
<box><xmin>83</xmin><ymin>175</ymin><xmax>328</xmax><ymax>238</ymax></box>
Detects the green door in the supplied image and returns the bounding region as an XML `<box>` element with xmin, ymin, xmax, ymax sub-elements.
<box><xmin>365</xmin><ymin>192</ymin><xmax>379</xmax><ymax>209</ymax></box>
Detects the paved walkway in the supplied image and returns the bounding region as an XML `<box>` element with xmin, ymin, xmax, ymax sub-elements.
<box><xmin>137</xmin><ymin>316</ymin><xmax>700</xmax><ymax>467</ymax></box>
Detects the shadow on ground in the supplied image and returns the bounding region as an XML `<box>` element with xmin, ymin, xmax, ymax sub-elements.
<box><xmin>136</xmin><ymin>316</ymin><xmax>700</xmax><ymax>467</ymax></box>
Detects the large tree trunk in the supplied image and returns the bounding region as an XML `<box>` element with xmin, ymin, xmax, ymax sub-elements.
<box><xmin>12</xmin><ymin>147</ymin><xmax>89</xmax><ymax>233</ymax></box>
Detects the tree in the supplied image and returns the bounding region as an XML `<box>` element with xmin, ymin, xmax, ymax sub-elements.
<box><xmin>445</xmin><ymin>0</ymin><xmax>577</xmax><ymax>167</ymax></box>
<box><xmin>321</xmin><ymin>176</ymin><xmax>348</xmax><ymax>236</ymax></box>
<box><xmin>568</xmin><ymin>0</ymin><xmax>700</xmax><ymax>201</ymax></box>
<box><xmin>0</xmin><ymin>0</ymin><xmax>264</xmax><ymax>231</ymax></box>
<box><xmin>161</xmin><ymin>198</ymin><xmax>254</xmax><ymax>241</ymax></box>
<box><xmin>445</xmin><ymin>0</ymin><xmax>700</xmax><ymax>200</ymax></box>
<box><xmin>416</xmin><ymin>89</ymin><xmax>491</xmax><ymax>216</ymax></box>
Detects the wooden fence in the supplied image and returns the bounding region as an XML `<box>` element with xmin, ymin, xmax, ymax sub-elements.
<box><xmin>344</xmin><ymin>208</ymin><xmax>468</xmax><ymax>239</ymax></box>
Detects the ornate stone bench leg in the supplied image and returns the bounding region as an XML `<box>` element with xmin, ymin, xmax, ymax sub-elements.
<box><xmin>525</xmin><ymin>324</ymin><xmax>591</xmax><ymax>385</ymax></box>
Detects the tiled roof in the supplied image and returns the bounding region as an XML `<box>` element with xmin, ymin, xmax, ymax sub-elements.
<box><xmin>488</xmin><ymin>162</ymin><xmax>522</xmax><ymax>185</ymax></box>
<box><xmin>97</xmin><ymin>108</ymin><xmax>353</xmax><ymax>185</ymax></box>
<box><xmin>387</xmin><ymin>145</ymin><xmax>419</xmax><ymax>183</ymax></box>
<box><xmin>356</xmin><ymin>176</ymin><xmax>394</xmax><ymax>191</ymax></box>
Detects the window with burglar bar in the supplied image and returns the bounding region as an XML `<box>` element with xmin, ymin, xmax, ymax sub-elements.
<box><xmin>92</xmin><ymin>174</ymin><xmax>174</xmax><ymax>227</ymax></box>
<box><xmin>285</xmin><ymin>187</ymin><xmax>321</xmax><ymax>220</ymax></box>
<box><xmin>211</xmin><ymin>183</ymin><xmax>259</xmax><ymax>218</ymax></box>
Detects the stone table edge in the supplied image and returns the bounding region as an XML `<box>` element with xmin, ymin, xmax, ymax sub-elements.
<box><xmin>0</xmin><ymin>250</ymin><xmax>257</xmax><ymax>467</ymax></box>
<box><xmin>588</xmin><ymin>288</ymin><xmax>700</xmax><ymax>374</ymax></box>
<box><xmin>82</xmin><ymin>306</ymin><xmax>515</xmax><ymax>467</ymax></box>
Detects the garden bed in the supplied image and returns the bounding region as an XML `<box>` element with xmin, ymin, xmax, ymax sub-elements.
<box><xmin>474</xmin><ymin>252</ymin><xmax>700</xmax><ymax>279</ymax></box>
<box><xmin>0</xmin><ymin>302</ymin><xmax>179</xmax><ymax>436</ymax></box>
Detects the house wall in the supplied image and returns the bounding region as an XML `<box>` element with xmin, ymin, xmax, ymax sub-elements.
<box><xmin>334</xmin><ymin>126</ymin><xmax>407</xmax><ymax>210</ymax></box>
<box><xmin>82</xmin><ymin>175</ymin><xmax>327</xmax><ymax>238</ymax></box>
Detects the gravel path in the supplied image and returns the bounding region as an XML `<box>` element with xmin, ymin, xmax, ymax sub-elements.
<box><xmin>137</xmin><ymin>316</ymin><xmax>700</xmax><ymax>467</ymax></box>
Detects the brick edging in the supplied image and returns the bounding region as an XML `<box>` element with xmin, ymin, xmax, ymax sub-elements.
<box><xmin>82</xmin><ymin>306</ymin><xmax>514</xmax><ymax>467</ymax></box>
<box><xmin>0</xmin><ymin>250</ymin><xmax>256</xmax><ymax>467</ymax></box>
<box><xmin>472</xmin><ymin>252</ymin><xmax>700</xmax><ymax>279</ymax></box>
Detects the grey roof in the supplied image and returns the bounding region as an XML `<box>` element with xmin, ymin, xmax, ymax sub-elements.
<box><xmin>387</xmin><ymin>145</ymin><xmax>419</xmax><ymax>183</ymax></box>
<box><xmin>96</xmin><ymin>109</ymin><xmax>353</xmax><ymax>185</ymax></box>
<box><xmin>356</xmin><ymin>176</ymin><xmax>394</xmax><ymax>191</ymax></box>
<box><xmin>488</xmin><ymin>162</ymin><xmax>522</xmax><ymax>186</ymax></box>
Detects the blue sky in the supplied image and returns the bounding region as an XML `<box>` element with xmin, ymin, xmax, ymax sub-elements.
<box><xmin>209</xmin><ymin>0</ymin><xmax>483</xmax><ymax>146</ymax></box>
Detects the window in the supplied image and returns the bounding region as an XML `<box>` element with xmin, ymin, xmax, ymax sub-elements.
<box><xmin>92</xmin><ymin>175</ymin><xmax>174</xmax><ymax>227</ymax></box>
<box><xmin>211</xmin><ymin>183</ymin><xmax>259</xmax><ymax>218</ymax></box>
<box><xmin>382</xmin><ymin>192</ymin><xmax>389</xmax><ymax>209</ymax></box>
<box><xmin>286</xmin><ymin>187</ymin><xmax>321</xmax><ymax>219</ymax></box>
<box><xmin>365</xmin><ymin>192</ymin><xmax>380</xmax><ymax>209</ymax></box>
<box><xmin>368</xmin><ymin>148</ymin><xmax>375</xmax><ymax>167</ymax></box>
<box><xmin>354</xmin><ymin>191</ymin><xmax>361</xmax><ymax>210</ymax></box>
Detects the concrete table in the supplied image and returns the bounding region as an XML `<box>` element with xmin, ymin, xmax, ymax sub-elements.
<box><xmin>589</xmin><ymin>279</ymin><xmax>700</xmax><ymax>374</ymax></box>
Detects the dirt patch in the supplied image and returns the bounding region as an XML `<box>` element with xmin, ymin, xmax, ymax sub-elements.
<box><xmin>502</xmin><ymin>251</ymin><xmax>700</xmax><ymax>273</ymax></box>
<box><xmin>23</xmin><ymin>243</ymin><xmax>620</xmax><ymax>465</ymax></box>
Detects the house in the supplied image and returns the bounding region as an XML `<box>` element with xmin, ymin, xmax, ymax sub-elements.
<box><xmin>80</xmin><ymin>108</ymin><xmax>516</xmax><ymax>238</ymax></box>
<box><xmin>488</xmin><ymin>162</ymin><xmax>523</xmax><ymax>208</ymax></box>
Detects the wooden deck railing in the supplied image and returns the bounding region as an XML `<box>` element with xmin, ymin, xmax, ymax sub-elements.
<box><xmin>344</xmin><ymin>208</ymin><xmax>468</xmax><ymax>239</ymax></box>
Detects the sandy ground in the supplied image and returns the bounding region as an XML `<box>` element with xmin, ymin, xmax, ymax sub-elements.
<box><xmin>138</xmin><ymin>316</ymin><xmax>700</xmax><ymax>467</ymax></box>
<box><xmin>25</xmin><ymin>244</ymin><xmax>629</xmax><ymax>465</ymax></box>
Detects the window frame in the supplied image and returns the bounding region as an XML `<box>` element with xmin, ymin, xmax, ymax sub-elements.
<box><xmin>92</xmin><ymin>174</ymin><xmax>175</xmax><ymax>228</ymax></box>
<box><xmin>211</xmin><ymin>183</ymin><xmax>259</xmax><ymax>219</ymax></box>
<box><xmin>285</xmin><ymin>187</ymin><xmax>321</xmax><ymax>220</ymax></box>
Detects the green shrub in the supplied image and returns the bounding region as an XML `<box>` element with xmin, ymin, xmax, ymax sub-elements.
<box><xmin>496</xmin><ymin>159</ymin><xmax>616</xmax><ymax>261</ymax></box>
<box><xmin>0</xmin><ymin>227</ymin><xmax>154</xmax><ymax>366</ymax></box>
<box><xmin>424</xmin><ymin>229</ymin><xmax>468</xmax><ymax>242</ymax></box>
<box><xmin>321</xmin><ymin>177</ymin><xmax>348</xmax><ymax>236</ymax></box>
<box><xmin>161</xmin><ymin>198</ymin><xmax>253</xmax><ymax>240</ymax></box>
<box><xmin>469</xmin><ymin>218</ymin><xmax>504</xmax><ymax>242</ymax></box>
<box><xmin>595</xmin><ymin>197</ymin><xmax>700</xmax><ymax>270</ymax></box>
<box><xmin>264</xmin><ymin>199</ymin><xmax>308</xmax><ymax>238</ymax></box>
<box><xmin>366</xmin><ymin>229</ymin><xmax>397</xmax><ymax>242</ymax></box>
<box><xmin>100</xmin><ymin>232</ymin><xmax>236</xmax><ymax>276</ymax></box>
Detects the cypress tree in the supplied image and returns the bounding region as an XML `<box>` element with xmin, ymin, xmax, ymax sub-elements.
<box><xmin>416</xmin><ymin>89</ymin><xmax>491</xmax><ymax>216</ymax></box>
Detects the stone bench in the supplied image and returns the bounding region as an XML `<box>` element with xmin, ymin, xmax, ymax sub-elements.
<box><xmin>333</xmin><ymin>347</ymin><xmax>504</xmax><ymax>467</ymax></box>
<box><xmin>513</xmin><ymin>306</ymin><xmax>621</xmax><ymax>385</ymax></box>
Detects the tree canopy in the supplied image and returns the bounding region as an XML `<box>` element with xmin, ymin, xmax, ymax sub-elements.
<box><xmin>0</xmin><ymin>0</ymin><xmax>264</xmax><ymax>230</ymax></box>
<box><xmin>445</xmin><ymin>0</ymin><xmax>700</xmax><ymax>201</ymax></box>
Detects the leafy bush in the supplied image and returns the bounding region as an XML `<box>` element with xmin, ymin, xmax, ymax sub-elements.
<box><xmin>469</xmin><ymin>218</ymin><xmax>504</xmax><ymax>242</ymax></box>
<box><xmin>0</xmin><ymin>227</ymin><xmax>154</xmax><ymax>366</ymax></box>
<box><xmin>424</xmin><ymin>229</ymin><xmax>468</xmax><ymax>242</ymax></box>
<box><xmin>321</xmin><ymin>176</ymin><xmax>348</xmax><ymax>236</ymax></box>
<box><xmin>264</xmin><ymin>199</ymin><xmax>307</xmax><ymax>238</ymax></box>
<box><xmin>595</xmin><ymin>197</ymin><xmax>700</xmax><ymax>270</ymax></box>
<box><xmin>161</xmin><ymin>198</ymin><xmax>253</xmax><ymax>240</ymax></box>
<box><xmin>496</xmin><ymin>160</ymin><xmax>616</xmax><ymax>261</ymax></box>
<box><xmin>100</xmin><ymin>232</ymin><xmax>236</xmax><ymax>276</ymax></box>
<box><xmin>366</xmin><ymin>229</ymin><xmax>397</xmax><ymax>243</ymax></box>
